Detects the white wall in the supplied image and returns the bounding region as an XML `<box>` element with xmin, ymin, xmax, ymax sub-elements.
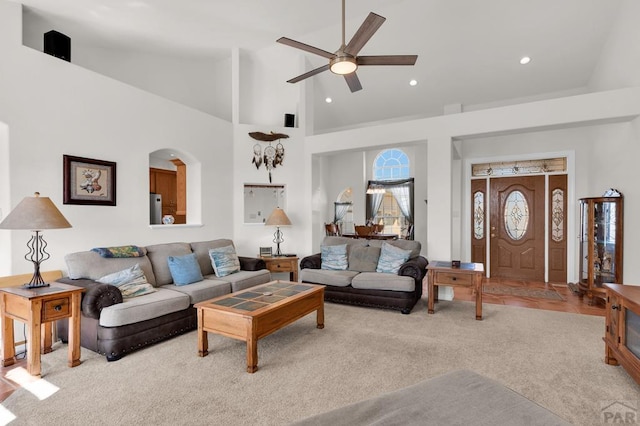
<box><xmin>20</xmin><ymin>10</ymin><xmax>233</xmax><ymax>121</ymax></box>
<box><xmin>232</xmin><ymin>124</ymin><xmax>308</xmax><ymax>261</ymax></box>
<box><xmin>0</xmin><ymin>2</ymin><xmax>234</xmax><ymax>276</ymax></box>
<box><xmin>238</xmin><ymin>46</ymin><xmax>301</xmax><ymax>126</ymax></box>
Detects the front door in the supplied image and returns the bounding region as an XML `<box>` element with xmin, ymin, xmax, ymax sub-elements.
<box><xmin>489</xmin><ymin>176</ymin><xmax>545</xmax><ymax>280</ymax></box>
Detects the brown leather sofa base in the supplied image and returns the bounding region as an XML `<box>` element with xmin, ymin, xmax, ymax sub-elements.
<box><xmin>58</xmin><ymin>307</ymin><xmax>196</xmax><ymax>361</ymax></box>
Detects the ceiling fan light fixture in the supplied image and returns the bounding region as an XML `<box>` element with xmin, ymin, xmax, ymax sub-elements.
<box><xmin>330</xmin><ymin>55</ymin><xmax>357</xmax><ymax>75</ymax></box>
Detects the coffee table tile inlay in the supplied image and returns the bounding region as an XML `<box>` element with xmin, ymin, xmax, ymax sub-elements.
<box><xmin>195</xmin><ymin>280</ymin><xmax>324</xmax><ymax>373</ymax></box>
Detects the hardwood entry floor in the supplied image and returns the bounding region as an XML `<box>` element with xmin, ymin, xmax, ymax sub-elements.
<box><xmin>0</xmin><ymin>278</ymin><xmax>604</xmax><ymax>403</ymax></box>
<box><xmin>450</xmin><ymin>277</ymin><xmax>606</xmax><ymax>317</ymax></box>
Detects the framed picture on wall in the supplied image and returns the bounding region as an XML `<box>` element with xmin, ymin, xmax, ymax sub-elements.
<box><xmin>63</xmin><ymin>155</ymin><xmax>116</xmax><ymax>206</ymax></box>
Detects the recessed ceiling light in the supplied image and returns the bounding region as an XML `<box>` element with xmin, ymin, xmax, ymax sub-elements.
<box><xmin>325</xmin><ymin>97</ymin><xmax>333</xmax><ymax>103</ymax></box>
<box><xmin>409</xmin><ymin>79</ymin><xmax>418</xmax><ymax>86</ymax></box>
<box><xmin>520</xmin><ymin>56</ymin><xmax>531</xmax><ymax>65</ymax></box>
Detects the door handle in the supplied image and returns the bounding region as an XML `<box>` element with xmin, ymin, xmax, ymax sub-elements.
<box><xmin>491</xmin><ymin>234</ymin><xmax>496</xmax><ymax>238</ymax></box>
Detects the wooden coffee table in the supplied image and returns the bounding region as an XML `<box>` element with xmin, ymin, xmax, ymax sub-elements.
<box><xmin>195</xmin><ymin>280</ymin><xmax>324</xmax><ymax>373</ymax></box>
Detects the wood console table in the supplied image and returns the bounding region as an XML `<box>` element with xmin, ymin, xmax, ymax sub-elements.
<box><xmin>427</xmin><ymin>261</ymin><xmax>484</xmax><ymax>320</ymax></box>
<box><xmin>261</xmin><ymin>256</ymin><xmax>299</xmax><ymax>282</ymax></box>
<box><xmin>0</xmin><ymin>282</ymin><xmax>84</xmax><ymax>376</ymax></box>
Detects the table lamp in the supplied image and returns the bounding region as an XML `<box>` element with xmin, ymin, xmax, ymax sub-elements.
<box><xmin>265</xmin><ymin>207</ymin><xmax>291</xmax><ymax>256</ymax></box>
<box><xmin>0</xmin><ymin>192</ymin><xmax>72</xmax><ymax>288</ymax></box>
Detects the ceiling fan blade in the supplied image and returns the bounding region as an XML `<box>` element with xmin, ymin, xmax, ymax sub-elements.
<box><xmin>344</xmin><ymin>72</ymin><xmax>362</xmax><ymax>93</ymax></box>
<box><xmin>357</xmin><ymin>55</ymin><xmax>418</xmax><ymax>66</ymax></box>
<box><xmin>277</xmin><ymin>37</ymin><xmax>335</xmax><ymax>59</ymax></box>
<box><xmin>344</xmin><ymin>13</ymin><xmax>386</xmax><ymax>56</ymax></box>
<box><xmin>287</xmin><ymin>64</ymin><xmax>331</xmax><ymax>83</ymax></box>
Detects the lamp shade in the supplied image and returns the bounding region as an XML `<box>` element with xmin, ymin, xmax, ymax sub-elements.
<box><xmin>265</xmin><ymin>207</ymin><xmax>291</xmax><ymax>226</ymax></box>
<box><xmin>0</xmin><ymin>192</ymin><xmax>72</xmax><ymax>231</ymax></box>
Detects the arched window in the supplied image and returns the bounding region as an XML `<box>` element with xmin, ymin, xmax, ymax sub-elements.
<box><xmin>335</xmin><ymin>187</ymin><xmax>354</xmax><ymax>234</ymax></box>
<box><xmin>373</xmin><ymin>149</ymin><xmax>410</xmax><ymax>181</ymax></box>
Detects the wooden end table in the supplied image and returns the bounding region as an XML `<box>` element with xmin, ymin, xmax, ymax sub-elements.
<box><xmin>195</xmin><ymin>280</ymin><xmax>324</xmax><ymax>373</ymax></box>
<box><xmin>427</xmin><ymin>261</ymin><xmax>484</xmax><ymax>320</ymax></box>
<box><xmin>0</xmin><ymin>282</ymin><xmax>84</xmax><ymax>376</ymax></box>
<box><xmin>261</xmin><ymin>256</ymin><xmax>299</xmax><ymax>282</ymax></box>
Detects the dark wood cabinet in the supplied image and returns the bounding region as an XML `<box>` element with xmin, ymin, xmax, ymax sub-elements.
<box><xmin>604</xmin><ymin>283</ymin><xmax>640</xmax><ymax>385</ymax></box>
<box><xmin>578</xmin><ymin>196</ymin><xmax>623</xmax><ymax>303</ymax></box>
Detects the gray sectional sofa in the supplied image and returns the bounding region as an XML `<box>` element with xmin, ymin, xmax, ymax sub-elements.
<box><xmin>56</xmin><ymin>239</ymin><xmax>271</xmax><ymax>361</ymax></box>
<box><xmin>300</xmin><ymin>236</ymin><xmax>428</xmax><ymax>314</ymax></box>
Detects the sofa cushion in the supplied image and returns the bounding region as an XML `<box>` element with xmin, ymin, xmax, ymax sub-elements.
<box><xmin>300</xmin><ymin>269</ymin><xmax>359</xmax><ymax>287</ymax></box>
<box><xmin>322</xmin><ymin>236</ymin><xmax>369</xmax><ymax>253</ymax></box>
<box><xmin>321</xmin><ymin>244</ymin><xmax>348</xmax><ymax>271</ymax></box>
<box><xmin>167</xmin><ymin>253</ymin><xmax>204</xmax><ymax>285</ymax></box>
<box><xmin>161</xmin><ymin>279</ymin><xmax>231</xmax><ymax>304</ymax></box>
<box><xmin>348</xmin><ymin>246</ymin><xmax>381</xmax><ymax>272</ymax></box>
<box><xmin>376</xmin><ymin>242</ymin><xmax>412</xmax><ymax>274</ymax></box>
<box><xmin>368</xmin><ymin>239</ymin><xmax>421</xmax><ymax>259</ymax></box>
<box><xmin>206</xmin><ymin>270</ymin><xmax>272</xmax><ymax>292</ymax></box>
<box><xmin>99</xmin><ymin>288</ymin><xmax>190</xmax><ymax>327</ymax></box>
<box><xmin>190</xmin><ymin>239</ymin><xmax>235</xmax><ymax>276</ymax></box>
<box><xmin>145</xmin><ymin>242</ymin><xmax>193</xmax><ymax>286</ymax></box>
<box><xmin>209</xmin><ymin>245</ymin><xmax>241</xmax><ymax>277</ymax></box>
<box><xmin>65</xmin><ymin>250</ymin><xmax>157</xmax><ymax>286</ymax></box>
<box><xmin>96</xmin><ymin>264</ymin><xmax>157</xmax><ymax>299</ymax></box>
<box><xmin>351</xmin><ymin>272</ymin><xmax>415</xmax><ymax>292</ymax></box>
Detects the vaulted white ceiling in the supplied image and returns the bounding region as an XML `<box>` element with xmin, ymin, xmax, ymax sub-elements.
<box><xmin>14</xmin><ymin>0</ymin><xmax>623</xmax><ymax>131</ymax></box>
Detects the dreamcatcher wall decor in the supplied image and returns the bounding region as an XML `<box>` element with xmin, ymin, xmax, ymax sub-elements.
<box><xmin>249</xmin><ymin>131</ymin><xmax>289</xmax><ymax>182</ymax></box>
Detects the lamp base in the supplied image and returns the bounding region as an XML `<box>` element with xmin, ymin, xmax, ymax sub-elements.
<box><xmin>23</xmin><ymin>282</ymin><xmax>50</xmax><ymax>289</ymax></box>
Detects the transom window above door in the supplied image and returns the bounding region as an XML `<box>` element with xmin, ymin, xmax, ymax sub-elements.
<box><xmin>472</xmin><ymin>157</ymin><xmax>566</xmax><ymax>177</ymax></box>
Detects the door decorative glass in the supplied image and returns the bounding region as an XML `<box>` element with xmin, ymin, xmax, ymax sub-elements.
<box><xmin>551</xmin><ymin>189</ymin><xmax>564</xmax><ymax>242</ymax></box>
<box><xmin>473</xmin><ymin>191</ymin><xmax>484</xmax><ymax>239</ymax></box>
<box><xmin>504</xmin><ymin>190</ymin><xmax>529</xmax><ymax>240</ymax></box>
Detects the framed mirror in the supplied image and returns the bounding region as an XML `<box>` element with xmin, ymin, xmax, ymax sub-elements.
<box><xmin>244</xmin><ymin>184</ymin><xmax>286</xmax><ymax>224</ymax></box>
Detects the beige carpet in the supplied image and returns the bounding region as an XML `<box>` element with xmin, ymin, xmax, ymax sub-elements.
<box><xmin>2</xmin><ymin>299</ymin><xmax>639</xmax><ymax>425</ymax></box>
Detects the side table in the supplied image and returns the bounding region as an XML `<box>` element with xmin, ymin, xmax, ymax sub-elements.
<box><xmin>0</xmin><ymin>282</ymin><xmax>84</xmax><ymax>376</ymax></box>
<box><xmin>427</xmin><ymin>261</ymin><xmax>484</xmax><ymax>320</ymax></box>
<box><xmin>260</xmin><ymin>256</ymin><xmax>299</xmax><ymax>282</ymax></box>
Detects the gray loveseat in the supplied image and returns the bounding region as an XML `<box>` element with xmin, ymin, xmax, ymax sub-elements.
<box><xmin>300</xmin><ymin>236</ymin><xmax>428</xmax><ymax>314</ymax></box>
<box><xmin>56</xmin><ymin>239</ymin><xmax>271</xmax><ymax>361</ymax></box>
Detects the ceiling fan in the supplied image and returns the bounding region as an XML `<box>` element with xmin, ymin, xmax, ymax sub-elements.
<box><xmin>277</xmin><ymin>0</ymin><xmax>418</xmax><ymax>93</ymax></box>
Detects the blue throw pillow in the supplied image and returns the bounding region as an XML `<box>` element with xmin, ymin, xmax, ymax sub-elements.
<box><xmin>208</xmin><ymin>245</ymin><xmax>241</xmax><ymax>277</ymax></box>
<box><xmin>321</xmin><ymin>244</ymin><xmax>348</xmax><ymax>271</ymax></box>
<box><xmin>167</xmin><ymin>253</ymin><xmax>203</xmax><ymax>285</ymax></box>
<box><xmin>376</xmin><ymin>242</ymin><xmax>412</xmax><ymax>274</ymax></box>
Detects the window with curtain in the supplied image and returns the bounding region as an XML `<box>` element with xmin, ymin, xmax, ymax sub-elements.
<box><xmin>367</xmin><ymin>149</ymin><xmax>414</xmax><ymax>239</ymax></box>
<box><xmin>335</xmin><ymin>187</ymin><xmax>354</xmax><ymax>234</ymax></box>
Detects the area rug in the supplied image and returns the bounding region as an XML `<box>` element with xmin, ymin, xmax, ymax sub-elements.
<box><xmin>483</xmin><ymin>284</ymin><xmax>565</xmax><ymax>300</ymax></box>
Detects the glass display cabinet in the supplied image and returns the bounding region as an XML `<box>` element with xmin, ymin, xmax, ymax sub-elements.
<box><xmin>579</xmin><ymin>194</ymin><xmax>623</xmax><ymax>304</ymax></box>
